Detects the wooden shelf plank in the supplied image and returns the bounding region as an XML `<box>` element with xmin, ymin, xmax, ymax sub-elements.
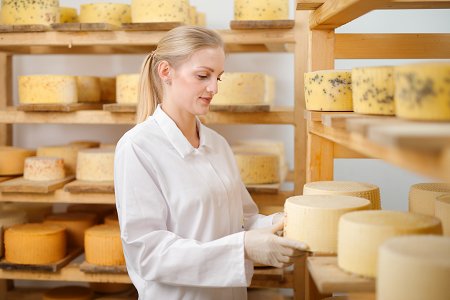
<box><xmin>298</xmin><ymin>0</ymin><xmax>450</xmax><ymax>10</ymax></box>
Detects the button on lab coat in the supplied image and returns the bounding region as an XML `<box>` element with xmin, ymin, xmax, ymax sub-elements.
<box><xmin>114</xmin><ymin>105</ymin><xmax>274</xmax><ymax>299</ymax></box>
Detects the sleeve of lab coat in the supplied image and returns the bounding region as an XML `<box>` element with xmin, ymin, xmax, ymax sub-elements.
<box><xmin>114</xmin><ymin>140</ymin><xmax>252</xmax><ymax>288</ymax></box>
<box><xmin>240</xmin><ymin>181</ymin><xmax>277</xmax><ymax>230</ymax></box>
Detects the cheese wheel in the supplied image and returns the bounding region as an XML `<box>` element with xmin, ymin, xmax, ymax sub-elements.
<box><xmin>235</xmin><ymin>152</ymin><xmax>279</xmax><ymax>184</ymax></box>
<box><xmin>338</xmin><ymin>210</ymin><xmax>442</xmax><ymax>278</ymax></box>
<box><xmin>43</xmin><ymin>286</ymin><xmax>94</xmax><ymax>300</ymax></box>
<box><xmin>377</xmin><ymin>235</ymin><xmax>450</xmax><ymax>300</ymax></box>
<box><xmin>60</xmin><ymin>7</ymin><xmax>78</xmax><ymax>23</ymax></box>
<box><xmin>67</xmin><ymin>204</ymin><xmax>116</xmax><ymax>221</ymax></box>
<box><xmin>2</xmin><ymin>203</ymin><xmax>53</xmax><ymax>222</ymax></box>
<box><xmin>85</xmin><ymin>224</ymin><xmax>125</xmax><ymax>266</ymax></box>
<box><xmin>5</xmin><ymin>223</ymin><xmax>66</xmax><ymax>264</ymax></box>
<box><xmin>234</xmin><ymin>0</ymin><xmax>289</xmax><ymax>20</ymax></box>
<box><xmin>79</xmin><ymin>3</ymin><xmax>131</xmax><ymax>26</ymax></box>
<box><xmin>303</xmin><ymin>181</ymin><xmax>381</xmax><ymax>209</ymax></box>
<box><xmin>89</xmin><ymin>282</ymin><xmax>132</xmax><ymax>294</ymax></box>
<box><xmin>214</xmin><ymin>73</ymin><xmax>268</xmax><ymax>106</ymax></box>
<box><xmin>19</xmin><ymin>75</ymin><xmax>78</xmax><ymax>104</ymax></box>
<box><xmin>284</xmin><ymin>195</ymin><xmax>371</xmax><ymax>254</ymax></box>
<box><xmin>104</xmin><ymin>212</ymin><xmax>119</xmax><ymax>225</ymax></box>
<box><xmin>435</xmin><ymin>194</ymin><xmax>450</xmax><ymax>236</ymax></box>
<box><xmin>409</xmin><ymin>183</ymin><xmax>450</xmax><ymax>216</ymax></box>
<box><xmin>0</xmin><ymin>210</ymin><xmax>28</xmax><ymax>257</ymax></box>
<box><xmin>304</xmin><ymin>70</ymin><xmax>353</xmax><ymax>111</ymax></box>
<box><xmin>394</xmin><ymin>63</ymin><xmax>450</xmax><ymax>121</ymax></box>
<box><xmin>352</xmin><ymin>66</ymin><xmax>395</xmax><ymax>115</ymax></box>
<box><xmin>37</xmin><ymin>144</ymin><xmax>90</xmax><ymax>175</ymax></box>
<box><xmin>0</xmin><ymin>146</ymin><xmax>35</xmax><ymax>176</ymax></box>
<box><xmin>116</xmin><ymin>74</ymin><xmax>139</xmax><ymax>104</ymax></box>
<box><xmin>23</xmin><ymin>157</ymin><xmax>65</xmax><ymax>181</ymax></box>
<box><xmin>100</xmin><ymin>77</ymin><xmax>116</xmax><ymax>103</ymax></box>
<box><xmin>76</xmin><ymin>148</ymin><xmax>115</xmax><ymax>182</ymax></box>
<box><xmin>44</xmin><ymin>212</ymin><xmax>97</xmax><ymax>249</ymax></box>
<box><xmin>131</xmin><ymin>0</ymin><xmax>189</xmax><ymax>23</ymax></box>
<box><xmin>0</xmin><ymin>0</ymin><xmax>59</xmax><ymax>25</ymax></box>
<box><xmin>76</xmin><ymin>76</ymin><xmax>101</xmax><ymax>103</ymax></box>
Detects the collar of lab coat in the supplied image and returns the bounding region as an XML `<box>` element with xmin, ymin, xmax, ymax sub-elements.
<box><xmin>152</xmin><ymin>105</ymin><xmax>211</xmax><ymax>158</ymax></box>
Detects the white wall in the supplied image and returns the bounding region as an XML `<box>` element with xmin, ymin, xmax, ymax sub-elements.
<box><xmin>12</xmin><ymin>1</ymin><xmax>450</xmax><ymax>212</ymax></box>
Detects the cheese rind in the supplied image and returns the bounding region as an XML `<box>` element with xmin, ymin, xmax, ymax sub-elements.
<box><xmin>79</xmin><ymin>3</ymin><xmax>131</xmax><ymax>26</ymax></box>
<box><xmin>60</xmin><ymin>7</ymin><xmax>78</xmax><ymax>23</ymax></box>
<box><xmin>43</xmin><ymin>286</ymin><xmax>94</xmax><ymax>300</ymax></box>
<box><xmin>435</xmin><ymin>194</ymin><xmax>450</xmax><ymax>236</ymax></box>
<box><xmin>19</xmin><ymin>75</ymin><xmax>78</xmax><ymax>104</ymax></box>
<box><xmin>0</xmin><ymin>210</ymin><xmax>28</xmax><ymax>257</ymax></box>
<box><xmin>116</xmin><ymin>74</ymin><xmax>139</xmax><ymax>104</ymax></box>
<box><xmin>408</xmin><ymin>183</ymin><xmax>450</xmax><ymax>216</ymax></box>
<box><xmin>214</xmin><ymin>73</ymin><xmax>269</xmax><ymax>106</ymax></box>
<box><xmin>0</xmin><ymin>0</ymin><xmax>59</xmax><ymax>25</ymax></box>
<box><xmin>0</xmin><ymin>146</ymin><xmax>35</xmax><ymax>176</ymax></box>
<box><xmin>85</xmin><ymin>224</ymin><xmax>125</xmax><ymax>266</ymax></box>
<box><xmin>23</xmin><ymin>157</ymin><xmax>65</xmax><ymax>181</ymax></box>
<box><xmin>234</xmin><ymin>152</ymin><xmax>279</xmax><ymax>184</ymax></box>
<box><xmin>131</xmin><ymin>0</ymin><xmax>190</xmax><ymax>23</ymax></box>
<box><xmin>76</xmin><ymin>148</ymin><xmax>115</xmax><ymax>182</ymax></box>
<box><xmin>234</xmin><ymin>0</ymin><xmax>289</xmax><ymax>20</ymax></box>
<box><xmin>76</xmin><ymin>76</ymin><xmax>101</xmax><ymax>103</ymax></box>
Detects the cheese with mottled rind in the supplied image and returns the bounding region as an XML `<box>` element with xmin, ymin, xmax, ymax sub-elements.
<box><xmin>1</xmin><ymin>0</ymin><xmax>59</xmax><ymax>25</ymax></box>
<box><xmin>234</xmin><ymin>152</ymin><xmax>279</xmax><ymax>184</ymax></box>
<box><xmin>0</xmin><ymin>146</ymin><xmax>35</xmax><ymax>176</ymax></box>
<box><xmin>23</xmin><ymin>156</ymin><xmax>65</xmax><ymax>181</ymax></box>
<box><xmin>116</xmin><ymin>74</ymin><xmax>139</xmax><ymax>104</ymax></box>
<box><xmin>131</xmin><ymin>0</ymin><xmax>189</xmax><ymax>23</ymax></box>
<box><xmin>234</xmin><ymin>0</ymin><xmax>289</xmax><ymax>20</ymax></box>
<box><xmin>409</xmin><ymin>183</ymin><xmax>450</xmax><ymax>216</ymax></box>
<box><xmin>19</xmin><ymin>75</ymin><xmax>78</xmax><ymax>104</ymax></box>
<box><xmin>80</xmin><ymin>3</ymin><xmax>131</xmax><ymax>26</ymax></box>
<box><xmin>85</xmin><ymin>224</ymin><xmax>125</xmax><ymax>266</ymax></box>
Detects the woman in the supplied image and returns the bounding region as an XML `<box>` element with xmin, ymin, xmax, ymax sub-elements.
<box><xmin>114</xmin><ymin>26</ymin><xmax>308</xmax><ymax>300</ymax></box>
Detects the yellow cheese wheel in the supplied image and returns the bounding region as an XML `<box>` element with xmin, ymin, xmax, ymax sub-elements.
<box><xmin>394</xmin><ymin>63</ymin><xmax>450</xmax><ymax>121</ymax></box>
<box><xmin>79</xmin><ymin>3</ymin><xmax>131</xmax><ymax>26</ymax></box>
<box><xmin>0</xmin><ymin>210</ymin><xmax>28</xmax><ymax>257</ymax></box>
<box><xmin>76</xmin><ymin>148</ymin><xmax>115</xmax><ymax>182</ymax></box>
<box><xmin>100</xmin><ymin>77</ymin><xmax>116</xmax><ymax>103</ymax></box>
<box><xmin>2</xmin><ymin>202</ymin><xmax>53</xmax><ymax>222</ymax></box>
<box><xmin>408</xmin><ymin>183</ymin><xmax>450</xmax><ymax>216</ymax></box>
<box><xmin>19</xmin><ymin>75</ymin><xmax>78</xmax><ymax>105</ymax></box>
<box><xmin>76</xmin><ymin>76</ymin><xmax>101</xmax><ymax>103</ymax></box>
<box><xmin>89</xmin><ymin>282</ymin><xmax>132</xmax><ymax>294</ymax></box>
<box><xmin>435</xmin><ymin>194</ymin><xmax>450</xmax><ymax>236</ymax></box>
<box><xmin>284</xmin><ymin>195</ymin><xmax>371</xmax><ymax>254</ymax></box>
<box><xmin>85</xmin><ymin>224</ymin><xmax>125</xmax><ymax>266</ymax></box>
<box><xmin>234</xmin><ymin>0</ymin><xmax>289</xmax><ymax>20</ymax></box>
<box><xmin>0</xmin><ymin>0</ymin><xmax>59</xmax><ymax>25</ymax></box>
<box><xmin>60</xmin><ymin>7</ymin><xmax>78</xmax><ymax>23</ymax></box>
<box><xmin>0</xmin><ymin>146</ymin><xmax>35</xmax><ymax>176</ymax></box>
<box><xmin>303</xmin><ymin>181</ymin><xmax>381</xmax><ymax>210</ymax></box>
<box><xmin>116</xmin><ymin>74</ymin><xmax>139</xmax><ymax>104</ymax></box>
<box><xmin>377</xmin><ymin>235</ymin><xmax>450</xmax><ymax>300</ymax></box>
<box><xmin>234</xmin><ymin>152</ymin><xmax>279</xmax><ymax>184</ymax></box>
<box><xmin>37</xmin><ymin>144</ymin><xmax>91</xmax><ymax>175</ymax></box>
<box><xmin>338</xmin><ymin>210</ymin><xmax>442</xmax><ymax>278</ymax></box>
<box><xmin>131</xmin><ymin>0</ymin><xmax>189</xmax><ymax>23</ymax></box>
<box><xmin>23</xmin><ymin>157</ymin><xmax>65</xmax><ymax>181</ymax></box>
<box><xmin>43</xmin><ymin>286</ymin><xmax>94</xmax><ymax>300</ymax></box>
<box><xmin>214</xmin><ymin>73</ymin><xmax>268</xmax><ymax>106</ymax></box>
<box><xmin>5</xmin><ymin>223</ymin><xmax>66</xmax><ymax>264</ymax></box>
<box><xmin>304</xmin><ymin>70</ymin><xmax>353</xmax><ymax>111</ymax></box>
<box><xmin>352</xmin><ymin>66</ymin><xmax>395</xmax><ymax>115</ymax></box>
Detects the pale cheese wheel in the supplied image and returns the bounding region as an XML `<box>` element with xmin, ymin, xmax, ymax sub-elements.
<box><xmin>23</xmin><ymin>157</ymin><xmax>65</xmax><ymax>181</ymax></box>
<box><xmin>304</xmin><ymin>70</ymin><xmax>353</xmax><ymax>111</ymax></box>
<box><xmin>0</xmin><ymin>0</ymin><xmax>59</xmax><ymax>25</ymax></box>
<box><xmin>0</xmin><ymin>210</ymin><xmax>27</xmax><ymax>257</ymax></box>
<box><xmin>338</xmin><ymin>210</ymin><xmax>442</xmax><ymax>278</ymax></box>
<box><xmin>377</xmin><ymin>235</ymin><xmax>450</xmax><ymax>300</ymax></box>
<box><xmin>19</xmin><ymin>75</ymin><xmax>78</xmax><ymax>104</ymax></box>
<box><xmin>0</xmin><ymin>146</ymin><xmax>35</xmax><ymax>176</ymax></box>
<box><xmin>235</xmin><ymin>152</ymin><xmax>279</xmax><ymax>184</ymax></box>
<box><xmin>85</xmin><ymin>224</ymin><xmax>125</xmax><ymax>266</ymax></box>
<box><xmin>79</xmin><ymin>3</ymin><xmax>131</xmax><ymax>26</ymax></box>
<box><xmin>116</xmin><ymin>74</ymin><xmax>139</xmax><ymax>104</ymax></box>
<box><xmin>100</xmin><ymin>77</ymin><xmax>116</xmax><ymax>103</ymax></box>
<box><xmin>104</xmin><ymin>212</ymin><xmax>119</xmax><ymax>225</ymax></box>
<box><xmin>435</xmin><ymin>194</ymin><xmax>450</xmax><ymax>236</ymax></box>
<box><xmin>131</xmin><ymin>0</ymin><xmax>189</xmax><ymax>23</ymax></box>
<box><xmin>303</xmin><ymin>181</ymin><xmax>381</xmax><ymax>210</ymax></box>
<box><xmin>352</xmin><ymin>66</ymin><xmax>395</xmax><ymax>115</ymax></box>
<box><xmin>76</xmin><ymin>148</ymin><xmax>115</xmax><ymax>182</ymax></box>
<box><xmin>214</xmin><ymin>73</ymin><xmax>268</xmax><ymax>106</ymax></box>
<box><xmin>284</xmin><ymin>195</ymin><xmax>371</xmax><ymax>254</ymax></box>
<box><xmin>394</xmin><ymin>63</ymin><xmax>450</xmax><ymax>121</ymax></box>
<box><xmin>76</xmin><ymin>76</ymin><xmax>101</xmax><ymax>103</ymax></box>
<box><xmin>2</xmin><ymin>202</ymin><xmax>53</xmax><ymax>222</ymax></box>
<box><xmin>234</xmin><ymin>0</ymin><xmax>289</xmax><ymax>20</ymax></box>
<box><xmin>60</xmin><ymin>7</ymin><xmax>78</xmax><ymax>23</ymax></box>
<box><xmin>37</xmin><ymin>144</ymin><xmax>90</xmax><ymax>175</ymax></box>
<box><xmin>408</xmin><ymin>183</ymin><xmax>450</xmax><ymax>216</ymax></box>
<box><xmin>43</xmin><ymin>286</ymin><xmax>94</xmax><ymax>300</ymax></box>
<box><xmin>89</xmin><ymin>282</ymin><xmax>132</xmax><ymax>294</ymax></box>
<box><xmin>5</xmin><ymin>223</ymin><xmax>66</xmax><ymax>264</ymax></box>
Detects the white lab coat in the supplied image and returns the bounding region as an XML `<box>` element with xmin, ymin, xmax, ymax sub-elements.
<box><xmin>114</xmin><ymin>105</ymin><xmax>274</xmax><ymax>299</ymax></box>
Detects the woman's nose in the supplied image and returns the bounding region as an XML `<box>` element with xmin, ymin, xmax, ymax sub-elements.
<box><xmin>206</xmin><ymin>79</ymin><xmax>218</xmax><ymax>95</ymax></box>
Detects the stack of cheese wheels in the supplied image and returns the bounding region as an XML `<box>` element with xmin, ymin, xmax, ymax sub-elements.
<box><xmin>338</xmin><ymin>210</ymin><xmax>442</xmax><ymax>277</ymax></box>
<box><xmin>104</xmin><ymin>212</ymin><xmax>119</xmax><ymax>225</ymax></box>
<box><xmin>2</xmin><ymin>202</ymin><xmax>53</xmax><ymax>222</ymax></box>
<box><xmin>79</xmin><ymin>3</ymin><xmax>131</xmax><ymax>26</ymax></box>
<box><xmin>284</xmin><ymin>195</ymin><xmax>371</xmax><ymax>254</ymax></box>
<box><xmin>352</xmin><ymin>66</ymin><xmax>395</xmax><ymax>115</ymax></box>
<box><xmin>234</xmin><ymin>152</ymin><xmax>279</xmax><ymax>185</ymax></box>
<box><xmin>234</xmin><ymin>0</ymin><xmax>289</xmax><ymax>20</ymax></box>
<box><xmin>76</xmin><ymin>148</ymin><xmax>115</xmax><ymax>182</ymax></box>
<box><xmin>44</xmin><ymin>212</ymin><xmax>97</xmax><ymax>249</ymax></box>
<box><xmin>0</xmin><ymin>0</ymin><xmax>59</xmax><ymax>25</ymax></box>
<box><xmin>377</xmin><ymin>235</ymin><xmax>450</xmax><ymax>300</ymax></box>
<box><xmin>116</xmin><ymin>74</ymin><xmax>140</xmax><ymax>104</ymax></box>
<box><xmin>89</xmin><ymin>282</ymin><xmax>132</xmax><ymax>294</ymax></box>
<box><xmin>0</xmin><ymin>210</ymin><xmax>27</xmax><ymax>256</ymax></box>
<box><xmin>85</xmin><ymin>224</ymin><xmax>125</xmax><ymax>266</ymax></box>
<box><xmin>100</xmin><ymin>77</ymin><xmax>116</xmax><ymax>103</ymax></box>
<box><xmin>5</xmin><ymin>223</ymin><xmax>66</xmax><ymax>264</ymax></box>
<box><xmin>60</xmin><ymin>7</ymin><xmax>78</xmax><ymax>23</ymax></box>
<box><xmin>394</xmin><ymin>62</ymin><xmax>450</xmax><ymax>121</ymax></box>
<box><xmin>67</xmin><ymin>204</ymin><xmax>116</xmax><ymax>223</ymax></box>
<box><xmin>76</xmin><ymin>76</ymin><xmax>101</xmax><ymax>103</ymax></box>
<box><xmin>435</xmin><ymin>194</ymin><xmax>450</xmax><ymax>236</ymax></box>
<box><xmin>19</xmin><ymin>75</ymin><xmax>78</xmax><ymax>105</ymax></box>
<box><xmin>408</xmin><ymin>183</ymin><xmax>450</xmax><ymax>216</ymax></box>
<box><xmin>37</xmin><ymin>143</ymin><xmax>94</xmax><ymax>175</ymax></box>
<box><xmin>23</xmin><ymin>157</ymin><xmax>65</xmax><ymax>181</ymax></box>
<box><xmin>0</xmin><ymin>146</ymin><xmax>35</xmax><ymax>176</ymax></box>
<box><xmin>303</xmin><ymin>181</ymin><xmax>381</xmax><ymax>210</ymax></box>
<box><xmin>43</xmin><ymin>286</ymin><xmax>94</xmax><ymax>300</ymax></box>
<box><xmin>131</xmin><ymin>0</ymin><xmax>190</xmax><ymax>23</ymax></box>
<box><xmin>304</xmin><ymin>70</ymin><xmax>353</xmax><ymax>111</ymax></box>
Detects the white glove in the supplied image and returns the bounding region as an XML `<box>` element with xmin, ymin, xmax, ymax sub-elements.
<box><xmin>244</xmin><ymin>221</ymin><xmax>309</xmax><ymax>268</ymax></box>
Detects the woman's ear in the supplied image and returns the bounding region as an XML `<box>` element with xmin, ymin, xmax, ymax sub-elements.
<box><xmin>158</xmin><ymin>60</ymin><xmax>172</xmax><ymax>85</ymax></box>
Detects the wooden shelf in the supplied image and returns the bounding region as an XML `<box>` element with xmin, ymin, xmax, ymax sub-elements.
<box><xmin>297</xmin><ymin>0</ymin><xmax>450</xmax><ymax>11</ymax></box>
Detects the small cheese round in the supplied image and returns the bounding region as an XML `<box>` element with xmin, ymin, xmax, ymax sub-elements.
<box><xmin>76</xmin><ymin>148</ymin><xmax>115</xmax><ymax>182</ymax></box>
<box><xmin>214</xmin><ymin>73</ymin><xmax>268</xmax><ymax>106</ymax></box>
<box><xmin>338</xmin><ymin>210</ymin><xmax>443</xmax><ymax>278</ymax></box>
<box><xmin>100</xmin><ymin>77</ymin><xmax>116</xmax><ymax>103</ymax></box>
<box><xmin>43</xmin><ymin>286</ymin><xmax>94</xmax><ymax>300</ymax></box>
<box><xmin>234</xmin><ymin>152</ymin><xmax>279</xmax><ymax>184</ymax></box>
<box><xmin>0</xmin><ymin>146</ymin><xmax>35</xmax><ymax>176</ymax></box>
<box><xmin>60</xmin><ymin>7</ymin><xmax>78</xmax><ymax>23</ymax></box>
<box><xmin>79</xmin><ymin>3</ymin><xmax>131</xmax><ymax>26</ymax></box>
<box><xmin>234</xmin><ymin>0</ymin><xmax>289</xmax><ymax>20</ymax></box>
<box><xmin>116</xmin><ymin>74</ymin><xmax>139</xmax><ymax>104</ymax></box>
<box><xmin>76</xmin><ymin>76</ymin><xmax>101</xmax><ymax>103</ymax></box>
<box><xmin>85</xmin><ymin>224</ymin><xmax>125</xmax><ymax>266</ymax></box>
<box><xmin>19</xmin><ymin>75</ymin><xmax>77</xmax><ymax>105</ymax></box>
<box><xmin>0</xmin><ymin>0</ymin><xmax>59</xmax><ymax>25</ymax></box>
<box><xmin>435</xmin><ymin>194</ymin><xmax>450</xmax><ymax>236</ymax></box>
<box><xmin>409</xmin><ymin>183</ymin><xmax>450</xmax><ymax>216</ymax></box>
<box><xmin>131</xmin><ymin>0</ymin><xmax>190</xmax><ymax>23</ymax></box>
<box><xmin>23</xmin><ymin>157</ymin><xmax>65</xmax><ymax>181</ymax></box>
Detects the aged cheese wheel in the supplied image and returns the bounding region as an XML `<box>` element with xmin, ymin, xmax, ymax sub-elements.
<box><xmin>43</xmin><ymin>286</ymin><xmax>94</xmax><ymax>300</ymax></box>
<box><xmin>284</xmin><ymin>195</ymin><xmax>371</xmax><ymax>254</ymax></box>
<box><xmin>377</xmin><ymin>235</ymin><xmax>450</xmax><ymax>300</ymax></box>
<box><xmin>19</xmin><ymin>75</ymin><xmax>78</xmax><ymax>104</ymax></box>
<box><xmin>5</xmin><ymin>223</ymin><xmax>66</xmax><ymax>264</ymax></box>
<box><xmin>0</xmin><ymin>210</ymin><xmax>28</xmax><ymax>257</ymax></box>
<box><xmin>304</xmin><ymin>70</ymin><xmax>353</xmax><ymax>111</ymax></box>
<box><xmin>435</xmin><ymin>194</ymin><xmax>450</xmax><ymax>236</ymax></box>
<box><xmin>408</xmin><ymin>183</ymin><xmax>450</xmax><ymax>216</ymax></box>
<box><xmin>395</xmin><ymin>63</ymin><xmax>450</xmax><ymax>121</ymax></box>
<box><xmin>79</xmin><ymin>3</ymin><xmax>131</xmax><ymax>26</ymax></box>
<box><xmin>338</xmin><ymin>210</ymin><xmax>442</xmax><ymax>278</ymax></box>
<box><xmin>352</xmin><ymin>66</ymin><xmax>395</xmax><ymax>115</ymax></box>
<box><xmin>214</xmin><ymin>73</ymin><xmax>268</xmax><ymax>106</ymax></box>
<box><xmin>116</xmin><ymin>74</ymin><xmax>139</xmax><ymax>104</ymax></box>
<box><xmin>76</xmin><ymin>76</ymin><xmax>101</xmax><ymax>103</ymax></box>
<box><xmin>44</xmin><ymin>212</ymin><xmax>97</xmax><ymax>249</ymax></box>
<box><xmin>234</xmin><ymin>0</ymin><xmax>289</xmax><ymax>20</ymax></box>
<box><xmin>85</xmin><ymin>224</ymin><xmax>125</xmax><ymax>266</ymax></box>
<box><xmin>37</xmin><ymin>144</ymin><xmax>91</xmax><ymax>175</ymax></box>
<box><xmin>303</xmin><ymin>181</ymin><xmax>381</xmax><ymax>210</ymax></box>
<box><xmin>0</xmin><ymin>146</ymin><xmax>35</xmax><ymax>176</ymax></box>
<box><xmin>60</xmin><ymin>7</ymin><xmax>78</xmax><ymax>23</ymax></box>
<box><xmin>76</xmin><ymin>148</ymin><xmax>115</xmax><ymax>182</ymax></box>
<box><xmin>104</xmin><ymin>212</ymin><xmax>119</xmax><ymax>225</ymax></box>
<box><xmin>100</xmin><ymin>77</ymin><xmax>116</xmax><ymax>102</ymax></box>
<box><xmin>131</xmin><ymin>0</ymin><xmax>189</xmax><ymax>23</ymax></box>
<box><xmin>2</xmin><ymin>202</ymin><xmax>53</xmax><ymax>222</ymax></box>
<box><xmin>89</xmin><ymin>282</ymin><xmax>132</xmax><ymax>294</ymax></box>
<box><xmin>0</xmin><ymin>0</ymin><xmax>59</xmax><ymax>25</ymax></box>
<box><xmin>23</xmin><ymin>157</ymin><xmax>65</xmax><ymax>181</ymax></box>
<box><xmin>234</xmin><ymin>152</ymin><xmax>279</xmax><ymax>184</ymax></box>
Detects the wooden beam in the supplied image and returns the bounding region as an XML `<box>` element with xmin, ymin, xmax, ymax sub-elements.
<box><xmin>0</xmin><ymin>53</ymin><xmax>12</xmax><ymax>146</ymax></box>
<box><xmin>297</xmin><ymin>0</ymin><xmax>450</xmax><ymax>10</ymax></box>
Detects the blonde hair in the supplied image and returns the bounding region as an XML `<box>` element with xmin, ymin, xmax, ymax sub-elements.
<box><xmin>136</xmin><ymin>26</ymin><xmax>224</xmax><ymax>123</ymax></box>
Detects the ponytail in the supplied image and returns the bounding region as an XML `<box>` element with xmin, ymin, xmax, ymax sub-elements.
<box><xmin>136</xmin><ymin>51</ymin><xmax>161</xmax><ymax>123</ymax></box>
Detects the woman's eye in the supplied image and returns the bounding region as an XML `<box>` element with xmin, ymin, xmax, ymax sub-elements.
<box><xmin>197</xmin><ymin>75</ymin><xmax>208</xmax><ymax>80</ymax></box>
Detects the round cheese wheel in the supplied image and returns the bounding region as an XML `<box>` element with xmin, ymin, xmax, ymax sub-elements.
<box><xmin>43</xmin><ymin>286</ymin><xmax>94</xmax><ymax>300</ymax></box>
<box><xmin>131</xmin><ymin>0</ymin><xmax>190</xmax><ymax>23</ymax></box>
<box><xmin>116</xmin><ymin>74</ymin><xmax>139</xmax><ymax>104</ymax></box>
<box><xmin>0</xmin><ymin>146</ymin><xmax>35</xmax><ymax>176</ymax></box>
<box><xmin>435</xmin><ymin>194</ymin><xmax>450</xmax><ymax>236</ymax></box>
<box><xmin>76</xmin><ymin>76</ymin><xmax>101</xmax><ymax>103</ymax></box>
<box><xmin>234</xmin><ymin>0</ymin><xmax>289</xmax><ymax>20</ymax></box>
<box><xmin>0</xmin><ymin>0</ymin><xmax>59</xmax><ymax>25</ymax></box>
<box><xmin>60</xmin><ymin>7</ymin><xmax>78</xmax><ymax>23</ymax></box>
<box><xmin>0</xmin><ymin>210</ymin><xmax>28</xmax><ymax>257</ymax></box>
<box><xmin>214</xmin><ymin>73</ymin><xmax>268</xmax><ymax>105</ymax></box>
<box><xmin>19</xmin><ymin>75</ymin><xmax>77</xmax><ymax>104</ymax></box>
<box><xmin>76</xmin><ymin>148</ymin><xmax>115</xmax><ymax>182</ymax></box>
<box><xmin>85</xmin><ymin>224</ymin><xmax>125</xmax><ymax>266</ymax></box>
<box><xmin>79</xmin><ymin>3</ymin><xmax>131</xmax><ymax>26</ymax></box>
<box><xmin>234</xmin><ymin>152</ymin><xmax>279</xmax><ymax>184</ymax></box>
<box><xmin>408</xmin><ymin>183</ymin><xmax>450</xmax><ymax>216</ymax></box>
<box><xmin>23</xmin><ymin>157</ymin><xmax>65</xmax><ymax>181</ymax></box>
